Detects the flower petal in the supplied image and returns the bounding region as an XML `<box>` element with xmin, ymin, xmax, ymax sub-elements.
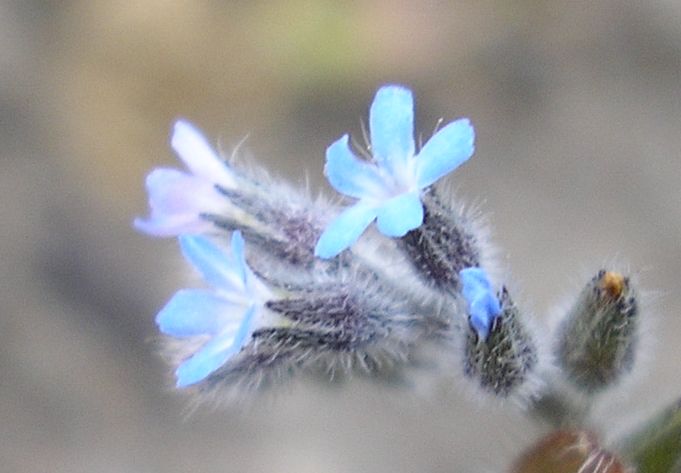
<box><xmin>416</xmin><ymin>118</ymin><xmax>475</xmax><ymax>188</ymax></box>
<box><xmin>460</xmin><ymin>267</ymin><xmax>501</xmax><ymax>340</ymax></box>
<box><xmin>314</xmin><ymin>203</ymin><xmax>378</xmax><ymax>259</ymax></box>
<box><xmin>172</xmin><ymin>120</ymin><xmax>236</xmax><ymax>188</ymax></box>
<box><xmin>175</xmin><ymin>305</ymin><xmax>256</xmax><ymax>387</ymax></box>
<box><xmin>144</xmin><ymin>168</ymin><xmax>217</xmax><ymax>212</ymax></box>
<box><xmin>375</xmin><ymin>191</ymin><xmax>423</xmax><ymax>237</ymax></box>
<box><xmin>179</xmin><ymin>235</ymin><xmax>245</xmax><ymax>292</ymax></box>
<box><xmin>369</xmin><ymin>86</ymin><xmax>415</xmax><ymax>170</ymax></box>
<box><xmin>155</xmin><ymin>289</ymin><xmax>243</xmax><ymax>337</ymax></box>
<box><xmin>134</xmin><ymin>168</ymin><xmax>220</xmax><ymax>236</ymax></box>
<box><xmin>325</xmin><ymin>135</ymin><xmax>384</xmax><ymax>199</ymax></box>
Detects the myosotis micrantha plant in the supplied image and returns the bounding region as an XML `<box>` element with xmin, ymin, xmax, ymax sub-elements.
<box><xmin>136</xmin><ymin>85</ymin><xmax>680</xmax><ymax>472</ymax></box>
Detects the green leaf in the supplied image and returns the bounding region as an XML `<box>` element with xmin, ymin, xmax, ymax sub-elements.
<box><xmin>619</xmin><ymin>398</ymin><xmax>681</xmax><ymax>473</ymax></box>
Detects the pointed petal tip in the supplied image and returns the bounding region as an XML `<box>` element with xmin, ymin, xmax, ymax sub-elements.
<box><xmin>313</xmin><ymin>239</ymin><xmax>338</xmax><ymax>260</ymax></box>
<box><xmin>231</xmin><ymin>230</ymin><xmax>245</xmax><ymax>250</ymax></box>
<box><xmin>170</xmin><ymin>120</ymin><xmax>236</xmax><ymax>187</ymax></box>
<box><xmin>133</xmin><ymin>217</ymin><xmax>173</xmax><ymax>237</ymax></box>
<box><xmin>175</xmin><ymin>367</ymin><xmax>199</xmax><ymax>388</ymax></box>
<box><xmin>174</xmin><ymin>355</ymin><xmax>214</xmax><ymax>388</ymax></box>
<box><xmin>325</xmin><ymin>134</ymin><xmax>350</xmax><ymax>158</ymax></box>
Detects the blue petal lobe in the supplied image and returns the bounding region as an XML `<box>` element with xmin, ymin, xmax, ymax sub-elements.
<box><xmin>325</xmin><ymin>135</ymin><xmax>383</xmax><ymax>199</ymax></box>
<box><xmin>156</xmin><ymin>289</ymin><xmax>240</xmax><ymax>337</ymax></box>
<box><xmin>314</xmin><ymin>203</ymin><xmax>378</xmax><ymax>259</ymax></box>
<box><xmin>179</xmin><ymin>235</ymin><xmax>243</xmax><ymax>291</ymax></box>
<box><xmin>375</xmin><ymin>191</ymin><xmax>424</xmax><ymax>237</ymax></box>
<box><xmin>460</xmin><ymin>267</ymin><xmax>501</xmax><ymax>340</ymax></box>
<box><xmin>175</xmin><ymin>305</ymin><xmax>256</xmax><ymax>387</ymax></box>
<box><xmin>369</xmin><ymin>86</ymin><xmax>415</xmax><ymax>170</ymax></box>
<box><xmin>416</xmin><ymin>118</ymin><xmax>475</xmax><ymax>188</ymax></box>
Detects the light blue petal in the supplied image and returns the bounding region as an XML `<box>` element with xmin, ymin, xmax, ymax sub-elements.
<box><xmin>375</xmin><ymin>191</ymin><xmax>424</xmax><ymax>237</ymax></box>
<box><xmin>460</xmin><ymin>268</ymin><xmax>501</xmax><ymax>340</ymax></box>
<box><xmin>175</xmin><ymin>305</ymin><xmax>256</xmax><ymax>387</ymax></box>
<box><xmin>325</xmin><ymin>135</ymin><xmax>384</xmax><ymax>199</ymax></box>
<box><xmin>179</xmin><ymin>235</ymin><xmax>243</xmax><ymax>291</ymax></box>
<box><xmin>230</xmin><ymin>231</ymin><xmax>247</xmax><ymax>287</ymax></box>
<box><xmin>314</xmin><ymin>203</ymin><xmax>378</xmax><ymax>259</ymax></box>
<box><xmin>156</xmin><ymin>289</ymin><xmax>241</xmax><ymax>337</ymax></box>
<box><xmin>416</xmin><ymin>118</ymin><xmax>475</xmax><ymax>188</ymax></box>
<box><xmin>369</xmin><ymin>86</ymin><xmax>415</xmax><ymax>171</ymax></box>
<box><xmin>145</xmin><ymin>168</ymin><xmax>208</xmax><ymax>213</ymax></box>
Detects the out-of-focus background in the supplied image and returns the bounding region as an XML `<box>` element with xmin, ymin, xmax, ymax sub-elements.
<box><xmin>2</xmin><ymin>1</ymin><xmax>681</xmax><ymax>472</ymax></box>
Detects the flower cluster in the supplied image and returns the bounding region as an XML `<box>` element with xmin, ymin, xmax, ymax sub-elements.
<box><xmin>135</xmin><ymin>84</ymin><xmax>675</xmax><ymax>473</ymax></box>
<box><xmin>136</xmin><ymin>85</ymin><xmax>641</xmax><ymax>414</ymax></box>
<box><xmin>137</xmin><ymin>85</ymin><xmax>495</xmax><ymax>393</ymax></box>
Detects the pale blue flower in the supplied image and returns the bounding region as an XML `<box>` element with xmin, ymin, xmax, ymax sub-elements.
<box><xmin>459</xmin><ymin>267</ymin><xmax>501</xmax><ymax>340</ymax></box>
<box><xmin>156</xmin><ymin>231</ymin><xmax>272</xmax><ymax>387</ymax></box>
<box><xmin>135</xmin><ymin>120</ymin><xmax>237</xmax><ymax>237</ymax></box>
<box><xmin>315</xmin><ymin>85</ymin><xmax>475</xmax><ymax>259</ymax></box>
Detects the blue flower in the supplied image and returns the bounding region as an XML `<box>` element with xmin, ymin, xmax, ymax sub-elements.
<box><xmin>459</xmin><ymin>267</ymin><xmax>501</xmax><ymax>340</ymax></box>
<box><xmin>314</xmin><ymin>85</ymin><xmax>475</xmax><ymax>259</ymax></box>
<box><xmin>135</xmin><ymin>120</ymin><xmax>237</xmax><ymax>237</ymax></box>
<box><xmin>156</xmin><ymin>231</ymin><xmax>273</xmax><ymax>387</ymax></box>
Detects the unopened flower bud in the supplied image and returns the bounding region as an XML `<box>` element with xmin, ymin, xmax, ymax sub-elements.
<box><xmin>555</xmin><ymin>270</ymin><xmax>638</xmax><ymax>393</ymax></box>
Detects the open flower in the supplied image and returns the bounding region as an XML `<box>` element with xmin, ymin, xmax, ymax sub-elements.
<box><xmin>134</xmin><ymin>120</ymin><xmax>238</xmax><ymax>236</ymax></box>
<box><xmin>156</xmin><ymin>231</ymin><xmax>273</xmax><ymax>387</ymax></box>
<box><xmin>459</xmin><ymin>267</ymin><xmax>501</xmax><ymax>340</ymax></box>
<box><xmin>314</xmin><ymin>85</ymin><xmax>475</xmax><ymax>259</ymax></box>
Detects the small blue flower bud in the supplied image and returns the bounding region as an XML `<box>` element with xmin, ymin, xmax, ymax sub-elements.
<box><xmin>460</xmin><ymin>267</ymin><xmax>501</xmax><ymax>340</ymax></box>
<box><xmin>462</xmin><ymin>283</ymin><xmax>538</xmax><ymax>397</ymax></box>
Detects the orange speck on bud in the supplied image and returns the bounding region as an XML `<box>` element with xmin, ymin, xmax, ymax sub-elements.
<box><xmin>600</xmin><ymin>271</ymin><xmax>626</xmax><ymax>300</ymax></box>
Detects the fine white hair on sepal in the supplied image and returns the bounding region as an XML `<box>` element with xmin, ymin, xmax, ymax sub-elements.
<box><xmin>430</xmin><ymin>182</ymin><xmax>502</xmax><ymax>280</ymax></box>
<box><xmin>399</xmin><ymin>188</ymin><xmax>484</xmax><ymax>294</ymax></box>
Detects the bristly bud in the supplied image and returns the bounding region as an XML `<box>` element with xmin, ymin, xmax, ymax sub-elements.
<box><xmin>206</xmin><ymin>185</ymin><xmax>327</xmax><ymax>276</ymax></box>
<box><xmin>462</xmin><ymin>284</ymin><xmax>538</xmax><ymax>397</ymax></box>
<box><xmin>200</xmin><ymin>281</ymin><xmax>422</xmax><ymax>391</ymax></box>
<box><xmin>400</xmin><ymin>190</ymin><xmax>481</xmax><ymax>294</ymax></box>
<box><xmin>555</xmin><ymin>270</ymin><xmax>638</xmax><ymax>393</ymax></box>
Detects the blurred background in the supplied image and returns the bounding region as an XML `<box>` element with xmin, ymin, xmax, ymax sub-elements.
<box><xmin>2</xmin><ymin>1</ymin><xmax>681</xmax><ymax>472</ymax></box>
